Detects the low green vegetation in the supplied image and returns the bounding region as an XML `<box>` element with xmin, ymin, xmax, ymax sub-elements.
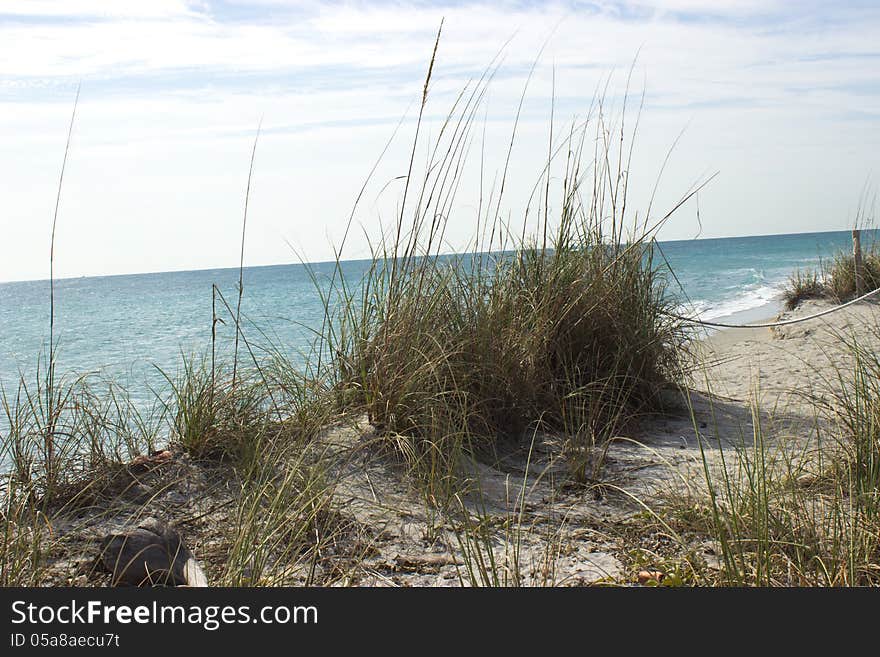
<box><xmin>330</xmin><ymin>202</ymin><xmax>688</xmax><ymax>495</ymax></box>
<box><xmin>652</xmin><ymin>332</ymin><xmax>880</xmax><ymax>586</ymax></box>
<box><xmin>783</xmin><ymin>241</ymin><xmax>880</xmax><ymax>310</ymax></box>
<box><xmin>321</xmin><ymin>40</ymin><xmax>692</xmax><ymax>496</ymax></box>
<box><xmin>782</xmin><ymin>269</ymin><xmax>825</xmax><ymax>310</ymax></box>
<box><xmin>824</xmin><ymin>246</ymin><xmax>880</xmax><ymax>302</ymax></box>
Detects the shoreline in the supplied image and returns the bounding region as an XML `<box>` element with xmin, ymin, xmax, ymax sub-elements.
<box><xmin>682</xmin><ymin>295</ymin><xmax>785</xmax><ymax>354</ymax></box>
<box><xmin>6</xmin><ymin>296</ymin><xmax>880</xmax><ymax>587</ymax></box>
<box><xmin>696</xmin><ymin>296</ymin><xmax>880</xmax><ymax>409</ymax></box>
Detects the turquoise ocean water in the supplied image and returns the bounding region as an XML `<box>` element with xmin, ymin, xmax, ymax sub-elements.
<box><xmin>0</xmin><ymin>229</ymin><xmax>874</xmax><ymax>413</ymax></box>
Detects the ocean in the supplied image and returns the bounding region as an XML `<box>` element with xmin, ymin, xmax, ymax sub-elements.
<box><xmin>0</xmin><ymin>229</ymin><xmax>872</xmax><ymax>413</ymax></box>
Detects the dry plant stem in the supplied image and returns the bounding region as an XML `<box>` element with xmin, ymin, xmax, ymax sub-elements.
<box><xmin>46</xmin><ymin>84</ymin><xmax>80</xmax><ymax>492</ymax></box>
<box><xmin>232</xmin><ymin>120</ymin><xmax>262</xmax><ymax>391</ymax></box>
<box><xmin>388</xmin><ymin>19</ymin><xmax>443</xmax><ymax>299</ymax></box>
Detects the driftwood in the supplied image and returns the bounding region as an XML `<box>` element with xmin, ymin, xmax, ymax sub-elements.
<box><xmin>100</xmin><ymin>517</ymin><xmax>207</xmax><ymax>587</ymax></box>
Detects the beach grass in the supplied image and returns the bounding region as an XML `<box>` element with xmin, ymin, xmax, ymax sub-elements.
<box><xmin>313</xmin><ymin>36</ymin><xmax>697</xmax><ymax>499</ymax></box>
<box><xmin>642</xmin><ymin>323</ymin><xmax>880</xmax><ymax>587</ymax></box>
<box><xmin>783</xmin><ymin>240</ymin><xmax>880</xmax><ymax>309</ymax></box>
<box><xmin>824</xmin><ymin>246</ymin><xmax>880</xmax><ymax>302</ymax></box>
<box><xmin>782</xmin><ymin>269</ymin><xmax>825</xmax><ymax>310</ymax></box>
<box><xmin>5</xmin><ymin>33</ymin><xmax>880</xmax><ymax>588</ymax></box>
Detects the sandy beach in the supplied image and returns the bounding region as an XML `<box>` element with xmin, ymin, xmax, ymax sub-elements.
<box><xmin>332</xmin><ymin>296</ymin><xmax>880</xmax><ymax>585</ymax></box>
<box><xmin>698</xmin><ymin>298</ymin><xmax>879</xmax><ymax>408</ymax></box>
<box><xmin>30</xmin><ymin>296</ymin><xmax>878</xmax><ymax>587</ymax></box>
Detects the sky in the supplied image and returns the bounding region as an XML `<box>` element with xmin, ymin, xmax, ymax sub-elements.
<box><xmin>1</xmin><ymin>0</ymin><xmax>879</xmax><ymax>282</ymax></box>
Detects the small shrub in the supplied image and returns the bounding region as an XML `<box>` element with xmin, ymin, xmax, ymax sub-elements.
<box><xmin>783</xmin><ymin>269</ymin><xmax>825</xmax><ymax>310</ymax></box>
<box><xmin>782</xmin><ymin>243</ymin><xmax>880</xmax><ymax>310</ymax></box>
<box><xmin>325</xmin><ymin>59</ymin><xmax>692</xmax><ymax>489</ymax></box>
<box><xmin>160</xmin><ymin>356</ymin><xmax>270</xmax><ymax>461</ymax></box>
<box><xmin>823</xmin><ymin>248</ymin><xmax>880</xmax><ymax>303</ymax></box>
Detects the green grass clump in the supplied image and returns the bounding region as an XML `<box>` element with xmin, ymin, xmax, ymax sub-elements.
<box><xmin>0</xmin><ymin>478</ymin><xmax>49</xmax><ymax>586</ymax></box>
<box><xmin>341</xmin><ymin>237</ymin><xmax>685</xmax><ymax>481</ymax></box>
<box><xmin>783</xmin><ymin>242</ymin><xmax>880</xmax><ymax>310</ymax></box>
<box><xmin>782</xmin><ymin>269</ymin><xmax>825</xmax><ymax>310</ymax></box>
<box><xmin>667</xmin><ymin>328</ymin><xmax>880</xmax><ymax>586</ymax></box>
<box><xmin>160</xmin><ymin>356</ymin><xmax>271</xmax><ymax>462</ymax></box>
<box><xmin>324</xmin><ymin>47</ymin><xmax>693</xmax><ymax>491</ymax></box>
<box><xmin>831</xmin><ymin>333</ymin><xmax>880</xmax><ymax>517</ymax></box>
<box><xmin>824</xmin><ymin>247</ymin><xmax>880</xmax><ymax>303</ymax></box>
<box><xmin>1</xmin><ymin>367</ymin><xmax>162</xmax><ymax>585</ymax></box>
<box><xmin>1</xmin><ymin>366</ymin><xmax>160</xmax><ymax>505</ymax></box>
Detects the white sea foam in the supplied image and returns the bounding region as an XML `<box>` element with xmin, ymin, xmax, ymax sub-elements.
<box><xmin>677</xmin><ymin>281</ymin><xmax>786</xmax><ymax>322</ymax></box>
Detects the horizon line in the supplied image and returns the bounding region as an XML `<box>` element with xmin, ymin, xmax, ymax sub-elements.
<box><xmin>1</xmin><ymin>225</ymin><xmax>873</xmax><ymax>286</ymax></box>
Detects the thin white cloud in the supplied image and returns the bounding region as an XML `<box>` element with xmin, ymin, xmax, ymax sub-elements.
<box><xmin>0</xmin><ymin>0</ymin><xmax>199</xmax><ymax>19</ymax></box>
<box><xmin>0</xmin><ymin>1</ymin><xmax>878</xmax><ymax>282</ymax></box>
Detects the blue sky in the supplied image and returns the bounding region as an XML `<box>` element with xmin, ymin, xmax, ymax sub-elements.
<box><xmin>1</xmin><ymin>1</ymin><xmax>879</xmax><ymax>281</ymax></box>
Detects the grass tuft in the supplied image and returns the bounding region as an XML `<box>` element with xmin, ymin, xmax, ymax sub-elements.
<box><xmin>782</xmin><ymin>241</ymin><xmax>880</xmax><ymax>309</ymax></box>
<box><xmin>782</xmin><ymin>269</ymin><xmax>825</xmax><ymax>310</ymax></box>
<box><xmin>324</xmin><ymin>74</ymin><xmax>692</xmax><ymax>494</ymax></box>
